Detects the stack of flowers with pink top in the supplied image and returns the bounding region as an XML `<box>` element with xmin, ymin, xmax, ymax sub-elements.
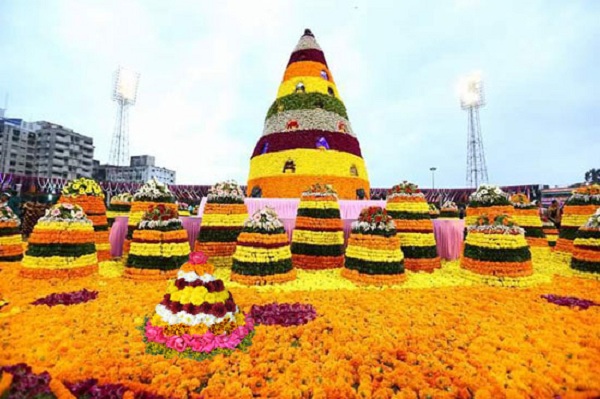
<box><xmin>141</xmin><ymin>252</ymin><xmax>254</xmax><ymax>361</ymax></box>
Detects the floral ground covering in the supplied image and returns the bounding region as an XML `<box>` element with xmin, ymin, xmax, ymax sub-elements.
<box><xmin>1</xmin><ymin>256</ymin><xmax>599</xmax><ymax>398</ymax></box>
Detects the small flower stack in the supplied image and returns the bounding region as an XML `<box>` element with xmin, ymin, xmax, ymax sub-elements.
<box><xmin>510</xmin><ymin>194</ymin><xmax>548</xmax><ymax>249</ymax></box>
<box><xmin>461</xmin><ymin>214</ymin><xmax>533</xmax><ymax>285</ymax></box>
<box><xmin>195</xmin><ymin>180</ymin><xmax>248</xmax><ymax>268</ymax></box>
<box><xmin>555</xmin><ymin>185</ymin><xmax>600</xmax><ymax>260</ymax></box>
<box><xmin>106</xmin><ymin>193</ymin><xmax>132</xmax><ymax>227</ymax></box>
<box><xmin>342</xmin><ymin>206</ymin><xmax>406</xmax><ymax>285</ymax></box>
<box><xmin>60</xmin><ymin>178</ymin><xmax>111</xmax><ymax>263</ymax></box>
<box><xmin>231</xmin><ymin>207</ymin><xmax>296</xmax><ymax>285</ymax></box>
<box><xmin>466</xmin><ymin>185</ymin><xmax>512</xmax><ymax>226</ymax></box>
<box><xmin>440</xmin><ymin>201</ymin><xmax>459</xmax><ymax>219</ymax></box>
<box><xmin>541</xmin><ymin>217</ymin><xmax>559</xmax><ymax>248</ymax></box>
<box><xmin>428</xmin><ymin>203</ymin><xmax>440</xmax><ymax>219</ymax></box>
<box><xmin>385</xmin><ymin>181</ymin><xmax>440</xmax><ymax>272</ymax></box>
<box><xmin>142</xmin><ymin>252</ymin><xmax>254</xmax><ymax>361</ymax></box>
<box><xmin>0</xmin><ymin>206</ymin><xmax>23</xmax><ymax>266</ymax></box>
<box><xmin>124</xmin><ymin>204</ymin><xmax>190</xmax><ymax>280</ymax></box>
<box><xmin>570</xmin><ymin>209</ymin><xmax>600</xmax><ymax>277</ymax></box>
<box><xmin>126</xmin><ymin>179</ymin><xmax>177</xmax><ymax>254</ymax></box>
<box><xmin>291</xmin><ymin>183</ymin><xmax>344</xmax><ymax>269</ymax></box>
<box><xmin>177</xmin><ymin>201</ymin><xmax>190</xmax><ymax>216</ymax></box>
<box><xmin>21</xmin><ymin>203</ymin><xmax>98</xmax><ymax>279</ymax></box>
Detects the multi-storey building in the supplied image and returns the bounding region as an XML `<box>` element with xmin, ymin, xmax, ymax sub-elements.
<box><xmin>0</xmin><ymin>112</ymin><xmax>94</xmax><ymax>180</ymax></box>
<box><xmin>93</xmin><ymin>155</ymin><xmax>176</xmax><ymax>184</ymax></box>
<box><xmin>35</xmin><ymin>121</ymin><xmax>94</xmax><ymax>179</ymax></box>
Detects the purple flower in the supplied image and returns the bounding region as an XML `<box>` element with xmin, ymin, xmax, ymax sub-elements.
<box><xmin>31</xmin><ymin>289</ymin><xmax>98</xmax><ymax>307</ymax></box>
<box><xmin>542</xmin><ymin>294</ymin><xmax>599</xmax><ymax>310</ymax></box>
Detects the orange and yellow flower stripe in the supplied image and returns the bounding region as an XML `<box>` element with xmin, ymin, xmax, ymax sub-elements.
<box><xmin>123</xmin><ymin>268</ymin><xmax>178</xmax><ymax>281</ymax></box>
<box><xmin>231</xmin><ymin>269</ymin><xmax>297</xmax><ymax>286</ymax></box>
<box><xmin>20</xmin><ymin>263</ymin><xmax>97</xmax><ymax>279</ymax></box>
<box><xmin>393</xmin><ymin>219</ymin><xmax>434</xmax><ymax>232</ymax></box>
<box><xmin>341</xmin><ymin>268</ymin><xmax>406</xmax><ymax>286</ymax></box>
<box><xmin>291</xmin><ymin>254</ymin><xmax>343</xmax><ymax>269</ymax></box>
<box><xmin>133</xmin><ymin>230</ymin><xmax>188</xmax><ymax>242</ymax></box>
<box><xmin>347</xmin><ymin>234</ymin><xmax>400</xmax><ymax>250</ymax></box>
<box><xmin>460</xmin><ymin>256</ymin><xmax>533</xmax><ymax>277</ymax></box>
<box><xmin>277</xmin><ymin>76</ymin><xmax>340</xmax><ymax>99</ymax></box>
<box><xmin>248</xmin><ymin>175</ymin><xmax>369</xmax><ymax>200</ymax></box>
<box><xmin>283</xmin><ymin>61</ymin><xmax>334</xmax><ymax>83</ymax></box>
<box><xmin>572</xmin><ymin>247</ymin><xmax>600</xmax><ymax>263</ymax></box>
<box><xmin>203</xmin><ymin>203</ymin><xmax>247</xmax><ymax>215</ymax></box>
<box><xmin>28</xmin><ymin>230</ymin><xmax>95</xmax><ymax>244</ymax></box>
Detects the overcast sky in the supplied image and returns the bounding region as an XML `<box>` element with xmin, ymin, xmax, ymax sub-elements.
<box><xmin>1</xmin><ymin>0</ymin><xmax>598</xmax><ymax>188</ymax></box>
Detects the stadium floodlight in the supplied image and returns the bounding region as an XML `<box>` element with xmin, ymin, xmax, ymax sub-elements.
<box><xmin>113</xmin><ymin>67</ymin><xmax>140</xmax><ymax>105</ymax></box>
<box><xmin>458</xmin><ymin>71</ymin><xmax>485</xmax><ymax>110</ymax></box>
<box><xmin>458</xmin><ymin>71</ymin><xmax>488</xmax><ymax>188</ymax></box>
<box><xmin>109</xmin><ymin>66</ymin><xmax>140</xmax><ymax>166</ymax></box>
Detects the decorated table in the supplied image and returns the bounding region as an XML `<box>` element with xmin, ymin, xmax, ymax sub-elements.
<box><xmin>432</xmin><ymin>218</ymin><xmax>465</xmax><ymax>260</ymax></box>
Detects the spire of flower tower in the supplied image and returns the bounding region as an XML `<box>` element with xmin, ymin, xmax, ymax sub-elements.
<box><xmin>247</xmin><ymin>29</ymin><xmax>370</xmax><ymax>199</ymax></box>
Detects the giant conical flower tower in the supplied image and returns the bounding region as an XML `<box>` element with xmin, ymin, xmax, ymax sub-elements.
<box><xmin>247</xmin><ymin>29</ymin><xmax>370</xmax><ymax>199</ymax></box>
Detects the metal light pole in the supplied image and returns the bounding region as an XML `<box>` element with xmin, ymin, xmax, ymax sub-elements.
<box><xmin>430</xmin><ymin>167</ymin><xmax>437</xmax><ymax>190</ymax></box>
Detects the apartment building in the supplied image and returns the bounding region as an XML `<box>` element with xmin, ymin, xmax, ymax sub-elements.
<box><xmin>93</xmin><ymin>155</ymin><xmax>176</xmax><ymax>184</ymax></box>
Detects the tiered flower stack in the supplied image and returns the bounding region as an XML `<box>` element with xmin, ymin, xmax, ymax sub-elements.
<box><xmin>385</xmin><ymin>182</ymin><xmax>440</xmax><ymax>272</ymax></box>
<box><xmin>571</xmin><ymin>209</ymin><xmax>600</xmax><ymax>278</ymax></box>
<box><xmin>466</xmin><ymin>184</ymin><xmax>513</xmax><ymax>226</ymax></box>
<box><xmin>60</xmin><ymin>178</ymin><xmax>111</xmax><ymax>263</ymax></box>
<box><xmin>555</xmin><ymin>184</ymin><xmax>600</xmax><ymax>261</ymax></box>
<box><xmin>541</xmin><ymin>216</ymin><xmax>559</xmax><ymax>248</ymax></box>
<box><xmin>342</xmin><ymin>206</ymin><xmax>406</xmax><ymax>285</ymax></box>
<box><xmin>195</xmin><ymin>181</ymin><xmax>248</xmax><ymax>268</ymax></box>
<box><xmin>510</xmin><ymin>194</ymin><xmax>548</xmax><ymax>253</ymax></box>
<box><xmin>291</xmin><ymin>183</ymin><xmax>344</xmax><ymax>269</ymax></box>
<box><xmin>231</xmin><ymin>207</ymin><xmax>296</xmax><ymax>285</ymax></box>
<box><xmin>460</xmin><ymin>214</ymin><xmax>543</xmax><ymax>287</ymax></box>
<box><xmin>21</xmin><ymin>203</ymin><xmax>98</xmax><ymax>279</ymax></box>
<box><xmin>124</xmin><ymin>204</ymin><xmax>190</xmax><ymax>280</ymax></box>
<box><xmin>126</xmin><ymin>179</ymin><xmax>177</xmax><ymax>254</ymax></box>
<box><xmin>106</xmin><ymin>193</ymin><xmax>132</xmax><ymax>227</ymax></box>
<box><xmin>0</xmin><ymin>206</ymin><xmax>23</xmax><ymax>266</ymax></box>
<box><xmin>142</xmin><ymin>252</ymin><xmax>254</xmax><ymax>361</ymax></box>
<box><xmin>177</xmin><ymin>201</ymin><xmax>190</xmax><ymax>217</ymax></box>
<box><xmin>440</xmin><ymin>201</ymin><xmax>459</xmax><ymax>219</ymax></box>
<box><xmin>246</xmin><ymin>28</ymin><xmax>370</xmax><ymax>199</ymax></box>
<box><xmin>428</xmin><ymin>203</ymin><xmax>440</xmax><ymax>219</ymax></box>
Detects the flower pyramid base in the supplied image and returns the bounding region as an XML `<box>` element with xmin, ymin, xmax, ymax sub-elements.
<box><xmin>291</xmin><ymin>254</ymin><xmax>344</xmax><ymax>270</ymax></box>
<box><xmin>460</xmin><ymin>256</ymin><xmax>533</xmax><ymax>278</ymax></box>
<box><xmin>341</xmin><ymin>268</ymin><xmax>406</xmax><ymax>286</ymax></box>
<box><xmin>123</xmin><ymin>268</ymin><xmax>178</xmax><ymax>281</ymax></box>
<box><xmin>0</xmin><ymin>219</ymin><xmax>24</xmax><ymax>264</ymax></box>
<box><xmin>403</xmin><ymin>257</ymin><xmax>441</xmax><ymax>273</ymax></box>
<box><xmin>571</xmin><ymin>228</ymin><xmax>600</xmax><ymax>276</ymax></box>
<box><xmin>465</xmin><ymin>205</ymin><xmax>513</xmax><ymax>226</ymax></box>
<box><xmin>231</xmin><ymin>269</ymin><xmax>297</xmax><ymax>286</ymax></box>
<box><xmin>457</xmin><ymin>265</ymin><xmax>550</xmax><ymax>287</ymax></box>
<box><xmin>554</xmin><ymin>239</ymin><xmax>575</xmax><ymax>256</ymax></box>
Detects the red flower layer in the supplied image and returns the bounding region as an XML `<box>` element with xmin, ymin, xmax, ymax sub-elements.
<box><xmin>252</xmin><ymin>130</ymin><xmax>362</xmax><ymax>158</ymax></box>
<box><xmin>173</xmin><ymin>278</ymin><xmax>225</xmax><ymax>292</ymax></box>
<box><xmin>160</xmin><ymin>293</ymin><xmax>236</xmax><ymax>317</ymax></box>
<box><xmin>288</xmin><ymin>48</ymin><xmax>327</xmax><ymax>66</ymax></box>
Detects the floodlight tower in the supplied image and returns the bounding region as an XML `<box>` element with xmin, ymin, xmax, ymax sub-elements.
<box><xmin>109</xmin><ymin>66</ymin><xmax>140</xmax><ymax>166</ymax></box>
<box><xmin>458</xmin><ymin>71</ymin><xmax>488</xmax><ymax>188</ymax></box>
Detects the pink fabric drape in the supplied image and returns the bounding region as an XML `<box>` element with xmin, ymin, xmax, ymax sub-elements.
<box><xmin>180</xmin><ymin>216</ymin><xmax>202</xmax><ymax>250</ymax></box>
<box><xmin>109</xmin><ymin>216</ymin><xmax>128</xmax><ymax>258</ymax></box>
<box><xmin>432</xmin><ymin>219</ymin><xmax>465</xmax><ymax>260</ymax></box>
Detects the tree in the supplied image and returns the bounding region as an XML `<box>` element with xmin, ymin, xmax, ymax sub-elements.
<box><xmin>585</xmin><ymin>168</ymin><xmax>600</xmax><ymax>184</ymax></box>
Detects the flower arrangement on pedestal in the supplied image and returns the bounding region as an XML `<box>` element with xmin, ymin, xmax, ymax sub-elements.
<box><xmin>60</xmin><ymin>177</ymin><xmax>111</xmax><ymax>263</ymax></box>
<box><xmin>460</xmin><ymin>214</ymin><xmax>535</xmax><ymax>286</ymax></box>
<box><xmin>124</xmin><ymin>204</ymin><xmax>190</xmax><ymax>280</ymax></box>
<box><xmin>466</xmin><ymin>184</ymin><xmax>512</xmax><ymax>226</ymax></box>
<box><xmin>291</xmin><ymin>183</ymin><xmax>344</xmax><ymax>269</ymax></box>
<box><xmin>106</xmin><ymin>193</ymin><xmax>132</xmax><ymax>227</ymax></box>
<box><xmin>555</xmin><ymin>184</ymin><xmax>600</xmax><ymax>258</ymax></box>
<box><xmin>141</xmin><ymin>252</ymin><xmax>254</xmax><ymax>361</ymax></box>
<box><xmin>0</xmin><ymin>206</ymin><xmax>23</xmax><ymax>266</ymax></box>
<box><xmin>195</xmin><ymin>180</ymin><xmax>248</xmax><ymax>268</ymax></box>
<box><xmin>231</xmin><ymin>207</ymin><xmax>296</xmax><ymax>285</ymax></box>
<box><xmin>126</xmin><ymin>179</ymin><xmax>177</xmax><ymax>254</ymax></box>
<box><xmin>510</xmin><ymin>194</ymin><xmax>547</xmax><ymax>248</ymax></box>
<box><xmin>570</xmin><ymin>209</ymin><xmax>600</xmax><ymax>277</ymax></box>
<box><xmin>177</xmin><ymin>201</ymin><xmax>190</xmax><ymax>216</ymax></box>
<box><xmin>342</xmin><ymin>206</ymin><xmax>406</xmax><ymax>285</ymax></box>
<box><xmin>428</xmin><ymin>203</ymin><xmax>440</xmax><ymax>219</ymax></box>
<box><xmin>440</xmin><ymin>201</ymin><xmax>459</xmax><ymax>219</ymax></box>
<box><xmin>20</xmin><ymin>203</ymin><xmax>98</xmax><ymax>279</ymax></box>
<box><xmin>385</xmin><ymin>181</ymin><xmax>440</xmax><ymax>272</ymax></box>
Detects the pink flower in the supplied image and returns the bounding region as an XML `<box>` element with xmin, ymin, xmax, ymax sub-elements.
<box><xmin>166</xmin><ymin>335</ymin><xmax>187</xmax><ymax>352</ymax></box>
<box><xmin>145</xmin><ymin>324</ymin><xmax>167</xmax><ymax>344</ymax></box>
<box><xmin>190</xmin><ymin>252</ymin><xmax>208</xmax><ymax>265</ymax></box>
